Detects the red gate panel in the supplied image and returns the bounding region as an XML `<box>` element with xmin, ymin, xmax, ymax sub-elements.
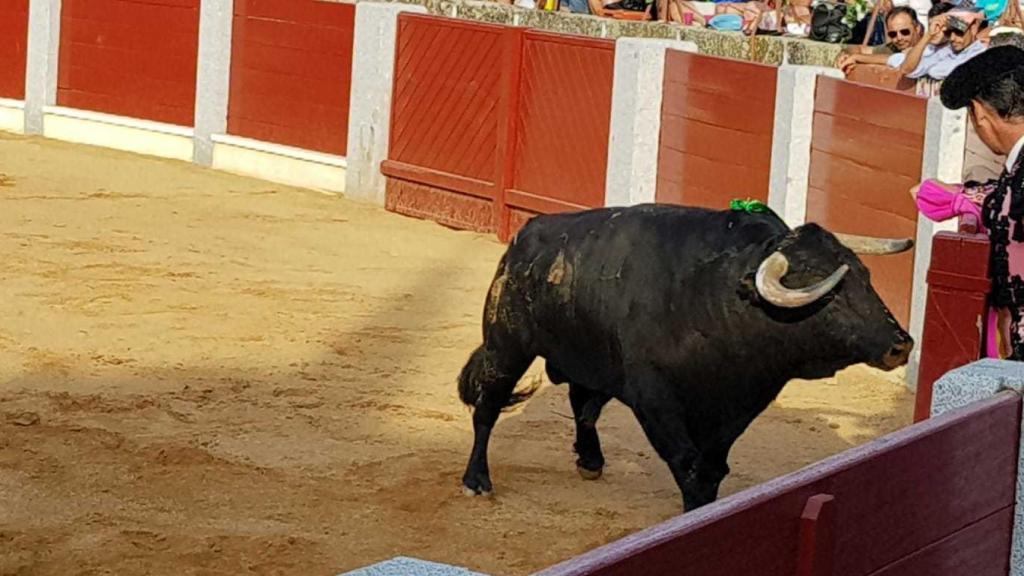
<box><xmin>0</xmin><ymin>0</ymin><xmax>29</xmax><ymax>100</ymax></box>
<box><xmin>806</xmin><ymin>77</ymin><xmax>927</xmax><ymax>327</ymax></box>
<box><xmin>655</xmin><ymin>50</ymin><xmax>777</xmax><ymax>209</ymax></box>
<box><xmin>506</xmin><ymin>31</ymin><xmax>614</xmax><ymax>238</ymax></box>
<box><xmin>227</xmin><ymin>0</ymin><xmax>354</xmax><ymax>155</ymax></box>
<box><xmin>57</xmin><ymin>0</ymin><xmax>200</xmax><ymax>126</ymax></box>
<box><xmin>915</xmin><ymin>232</ymin><xmax>991</xmax><ymax>421</ymax></box>
<box><xmin>539</xmin><ymin>391</ymin><xmax>1021</xmax><ymax>575</ymax></box>
<box><xmin>382</xmin><ymin>15</ymin><xmax>508</xmax><ymax>233</ymax></box>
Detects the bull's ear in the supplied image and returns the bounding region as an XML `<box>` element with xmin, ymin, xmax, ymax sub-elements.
<box><xmin>737</xmin><ymin>272</ymin><xmax>760</xmax><ymax>303</ymax></box>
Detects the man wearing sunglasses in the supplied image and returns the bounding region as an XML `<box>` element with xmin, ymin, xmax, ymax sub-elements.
<box><xmin>898</xmin><ymin>7</ymin><xmax>986</xmax><ymax>81</ymax></box>
<box><xmin>836</xmin><ymin>7</ymin><xmax>923</xmax><ymax>73</ymax></box>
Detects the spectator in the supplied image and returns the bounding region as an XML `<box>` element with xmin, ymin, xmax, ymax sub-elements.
<box><xmin>899</xmin><ymin>8</ymin><xmax>986</xmax><ymax>82</ymax></box>
<box><xmin>836</xmin><ymin>7</ymin><xmax>923</xmax><ymax>73</ymax></box>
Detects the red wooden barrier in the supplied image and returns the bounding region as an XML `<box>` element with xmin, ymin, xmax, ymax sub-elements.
<box><xmin>383</xmin><ymin>15</ymin><xmax>508</xmax><ymax>234</ymax></box>
<box><xmin>382</xmin><ymin>15</ymin><xmax>614</xmax><ymax>241</ymax></box>
<box><xmin>227</xmin><ymin>0</ymin><xmax>354</xmax><ymax>155</ymax></box>
<box><xmin>538</xmin><ymin>391</ymin><xmax>1021</xmax><ymax>576</ymax></box>
<box><xmin>0</xmin><ymin>0</ymin><xmax>29</xmax><ymax>100</ymax></box>
<box><xmin>506</xmin><ymin>30</ymin><xmax>614</xmax><ymax>239</ymax></box>
<box><xmin>914</xmin><ymin>232</ymin><xmax>991</xmax><ymax>422</ymax></box>
<box><xmin>806</xmin><ymin>77</ymin><xmax>927</xmax><ymax>327</ymax></box>
<box><xmin>57</xmin><ymin>0</ymin><xmax>200</xmax><ymax>126</ymax></box>
<box><xmin>655</xmin><ymin>51</ymin><xmax>777</xmax><ymax>209</ymax></box>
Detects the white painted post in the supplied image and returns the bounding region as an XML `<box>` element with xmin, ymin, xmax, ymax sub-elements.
<box><xmin>604</xmin><ymin>39</ymin><xmax>697</xmax><ymax>207</ymax></box>
<box><xmin>24</xmin><ymin>0</ymin><xmax>61</xmax><ymax>135</ymax></box>
<box><xmin>906</xmin><ymin>98</ymin><xmax>968</xmax><ymax>391</ymax></box>
<box><xmin>344</xmin><ymin>1</ymin><xmax>429</xmax><ymax>205</ymax></box>
<box><xmin>930</xmin><ymin>359</ymin><xmax>1024</xmax><ymax>575</ymax></box>
<box><xmin>767</xmin><ymin>65</ymin><xmax>842</xmax><ymax>229</ymax></box>
<box><xmin>193</xmin><ymin>0</ymin><xmax>234</xmax><ymax>166</ymax></box>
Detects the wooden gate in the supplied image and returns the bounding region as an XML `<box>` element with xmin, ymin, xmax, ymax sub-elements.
<box><xmin>538</xmin><ymin>391</ymin><xmax>1021</xmax><ymax>575</ymax></box>
<box><xmin>655</xmin><ymin>50</ymin><xmax>777</xmax><ymax>209</ymax></box>
<box><xmin>915</xmin><ymin>232</ymin><xmax>992</xmax><ymax>421</ymax></box>
<box><xmin>382</xmin><ymin>15</ymin><xmax>614</xmax><ymax>241</ymax></box>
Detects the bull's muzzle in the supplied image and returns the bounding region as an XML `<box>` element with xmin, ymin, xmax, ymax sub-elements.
<box><xmin>878</xmin><ymin>333</ymin><xmax>914</xmax><ymax>371</ymax></box>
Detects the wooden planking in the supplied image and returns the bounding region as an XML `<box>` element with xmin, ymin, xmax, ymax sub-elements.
<box><xmin>0</xmin><ymin>0</ymin><xmax>30</xmax><ymax>99</ymax></box>
<box><xmin>389</xmin><ymin>14</ymin><xmax>504</xmax><ymax>188</ymax></box>
<box><xmin>382</xmin><ymin>160</ymin><xmax>494</xmax><ymax>200</ymax></box>
<box><xmin>385</xmin><ymin>177</ymin><xmax>497</xmax><ymax>234</ymax></box>
<box><xmin>658</xmin><ymin>115</ymin><xmax>774</xmax><ymax>170</ymax></box>
<box><xmin>538</xmin><ymin>392</ymin><xmax>1021</xmax><ymax>576</ymax></box>
<box><xmin>230</xmin><ymin>16</ymin><xmax>352</xmax><ymax>55</ymax></box>
<box><xmin>510</xmin><ymin>30</ymin><xmax>614</xmax><ymax>211</ymax></box>
<box><xmin>815</xmin><ymin>75</ymin><xmax>927</xmax><ymax>134</ymax></box>
<box><xmin>57</xmin><ymin>0</ymin><xmax>200</xmax><ymax>126</ymax></box>
<box><xmin>656</xmin><ymin>50</ymin><xmax>777</xmax><ymax>208</ymax></box>
<box><xmin>234</xmin><ymin>0</ymin><xmax>353</xmax><ymax>28</ymax></box>
<box><xmin>62</xmin><ymin>0</ymin><xmax>199</xmax><ymax>31</ymax></box>
<box><xmin>227</xmin><ymin>0</ymin><xmax>353</xmax><ymax>155</ymax></box>
<box><xmin>506</xmin><ymin>189</ymin><xmax>589</xmax><ymax>216</ymax></box>
<box><xmin>57</xmin><ymin>89</ymin><xmax>195</xmax><ymax>124</ymax></box>
<box><xmin>868</xmin><ymin>507</ymin><xmax>1013</xmax><ymax>576</ymax></box>
<box><xmin>656</xmin><ymin>148</ymin><xmax>769</xmax><ymax>209</ymax></box>
<box><xmin>661</xmin><ymin>49</ymin><xmax>778</xmax><ymax>114</ymax></box>
<box><xmin>811</xmin><ymin>113</ymin><xmax>925</xmax><ymax>175</ymax></box>
<box><xmin>806</xmin><ymin>79</ymin><xmax>926</xmax><ymax>327</ymax></box>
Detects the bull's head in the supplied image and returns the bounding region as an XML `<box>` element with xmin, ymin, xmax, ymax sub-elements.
<box><xmin>751</xmin><ymin>224</ymin><xmax>914</xmax><ymax>372</ymax></box>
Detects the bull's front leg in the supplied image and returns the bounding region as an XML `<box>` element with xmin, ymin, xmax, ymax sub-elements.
<box><xmin>625</xmin><ymin>373</ymin><xmax>724</xmax><ymax>512</ymax></box>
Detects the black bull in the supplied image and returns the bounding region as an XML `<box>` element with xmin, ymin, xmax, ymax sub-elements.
<box><xmin>457</xmin><ymin>203</ymin><xmax>914</xmax><ymax>511</ymax></box>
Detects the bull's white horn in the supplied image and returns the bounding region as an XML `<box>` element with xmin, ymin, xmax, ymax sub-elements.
<box><xmin>755</xmin><ymin>252</ymin><xmax>850</xmax><ymax>309</ymax></box>
<box><xmin>833</xmin><ymin>233</ymin><xmax>914</xmax><ymax>256</ymax></box>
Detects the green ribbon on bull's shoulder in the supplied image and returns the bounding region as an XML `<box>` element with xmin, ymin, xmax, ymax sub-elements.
<box><xmin>729</xmin><ymin>198</ymin><xmax>769</xmax><ymax>214</ymax></box>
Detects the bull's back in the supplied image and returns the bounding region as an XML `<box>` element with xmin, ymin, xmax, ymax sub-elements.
<box><xmin>498</xmin><ymin>205</ymin><xmax>788</xmax><ymax>386</ymax></box>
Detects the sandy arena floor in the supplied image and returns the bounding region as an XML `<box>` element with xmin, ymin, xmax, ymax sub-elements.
<box><xmin>0</xmin><ymin>132</ymin><xmax>914</xmax><ymax>575</ymax></box>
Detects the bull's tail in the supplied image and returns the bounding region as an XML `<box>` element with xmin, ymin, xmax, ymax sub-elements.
<box><xmin>457</xmin><ymin>345</ymin><xmax>540</xmax><ymax>410</ymax></box>
<box><xmin>457</xmin><ymin>346</ymin><xmax>489</xmax><ymax>407</ymax></box>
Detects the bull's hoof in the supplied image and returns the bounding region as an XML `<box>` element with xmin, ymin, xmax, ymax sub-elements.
<box><xmin>461</xmin><ymin>470</ymin><xmax>493</xmax><ymax>497</ymax></box>
<box><xmin>577</xmin><ymin>465</ymin><xmax>603</xmax><ymax>481</ymax></box>
<box><xmin>462</xmin><ymin>485</ymin><xmax>493</xmax><ymax>498</ymax></box>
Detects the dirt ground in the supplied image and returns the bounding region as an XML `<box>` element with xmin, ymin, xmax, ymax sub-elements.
<box><xmin>0</xmin><ymin>132</ymin><xmax>914</xmax><ymax>576</ymax></box>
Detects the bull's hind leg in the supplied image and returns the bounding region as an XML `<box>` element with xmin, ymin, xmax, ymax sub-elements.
<box><xmin>458</xmin><ymin>339</ymin><xmax>534</xmax><ymax>497</ymax></box>
<box><xmin>569</xmin><ymin>383</ymin><xmax>611</xmax><ymax>480</ymax></box>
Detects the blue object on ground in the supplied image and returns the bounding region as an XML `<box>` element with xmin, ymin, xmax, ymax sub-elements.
<box><xmin>338</xmin><ymin>556</ymin><xmax>490</xmax><ymax>576</ymax></box>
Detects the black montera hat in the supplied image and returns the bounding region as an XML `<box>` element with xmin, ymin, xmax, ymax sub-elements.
<box><xmin>940</xmin><ymin>46</ymin><xmax>1024</xmax><ymax>110</ymax></box>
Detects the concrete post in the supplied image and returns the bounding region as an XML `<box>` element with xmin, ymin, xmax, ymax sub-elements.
<box><xmin>344</xmin><ymin>1</ymin><xmax>428</xmax><ymax>205</ymax></box>
<box><xmin>767</xmin><ymin>65</ymin><xmax>842</xmax><ymax>228</ymax></box>
<box><xmin>906</xmin><ymin>99</ymin><xmax>967</xmax><ymax>391</ymax></box>
<box><xmin>930</xmin><ymin>359</ymin><xmax>1024</xmax><ymax>575</ymax></box>
<box><xmin>193</xmin><ymin>0</ymin><xmax>234</xmax><ymax>166</ymax></box>
<box><xmin>604</xmin><ymin>39</ymin><xmax>697</xmax><ymax>207</ymax></box>
<box><xmin>24</xmin><ymin>0</ymin><xmax>61</xmax><ymax>135</ymax></box>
